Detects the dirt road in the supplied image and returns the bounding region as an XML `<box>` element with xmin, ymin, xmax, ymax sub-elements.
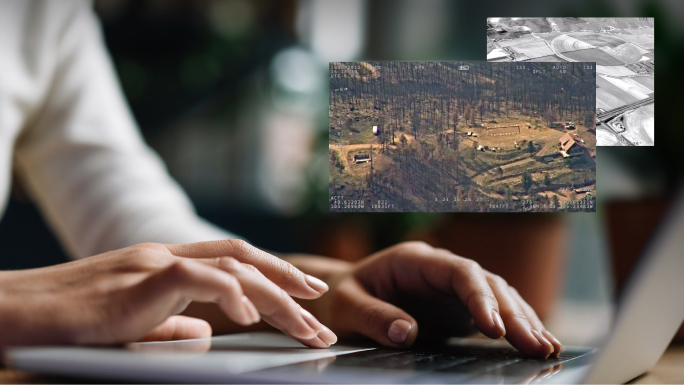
<box><xmin>329</xmin><ymin>133</ymin><xmax>416</xmax><ymax>169</ymax></box>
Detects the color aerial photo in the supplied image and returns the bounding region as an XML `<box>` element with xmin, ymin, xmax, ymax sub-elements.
<box><xmin>329</xmin><ymin>62</ymin><xmax>596</xmax><ymax>213</ymax></box>
<box><xmin>487</xmin><ymin>18</ymin><xmax>654</xmax><ymax>146</ymax></box>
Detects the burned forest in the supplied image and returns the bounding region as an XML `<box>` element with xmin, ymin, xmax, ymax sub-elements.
<box><xmin>329</xmin><ymin>62</ymin><xmax>596</xmax><ymax>212</ymax></box>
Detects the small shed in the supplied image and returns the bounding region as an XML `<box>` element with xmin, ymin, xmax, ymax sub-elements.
<box><xmin>353</xmin><ymin>154</ymin><xmax>371</xmax><ymax>164</ymax></box>
<box><xmin>372</xmin><ymin>126</ymin><xmax>379</xmax><ymax>135</ymax></box>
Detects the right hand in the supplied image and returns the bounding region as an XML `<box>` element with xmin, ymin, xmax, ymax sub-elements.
<box><xmin>0</xmin><ymin>240</ymin><xmax>337</xmax><ymax>349</ymax></box>
<box><xmin>290</xmin><ymin>242</ymin><xmax>562</xmax><ymax>358</ymax></box>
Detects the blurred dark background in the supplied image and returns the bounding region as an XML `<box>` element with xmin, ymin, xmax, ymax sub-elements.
<box><xmin>1</xmin><ymin>0</ymin><xmax>682</xmax><ymax>343</ymax></box>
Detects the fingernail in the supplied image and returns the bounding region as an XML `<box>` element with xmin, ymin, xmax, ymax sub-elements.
<box><xmin>542</xmin><ymin>330</ymin><xmax>563</xmax><ymax>357</ymax></box>
<box><xmin>307</xmin><ymin>336</ymin><xmax>330</xmax><ymax>349</ymax></box>
<box><xmin>300</xmin><ymin>308</ymin><xmax>324</xmax><ymax>332</ymax></box>
<box><xmin>305</xmin><ymin>274</ymin><xmax>329</xmax><ymax>293</ymax></box>
<box><xmin>318</xmin><ymin>325</ymin><xmax>338</xmax><ymax>346</ymax></box>
<box><xmin>531</xmin><ymin>329</ymin><xmax>553</xmax><ymax>349</ymax></box>
<box><xmin>388</xmin><ymin>319</ymin><xmax>412</xmax><ymax>344</ymax></box>
<box><xmin>492</xmin><ymin>310</ymin><xmax>506</xmax><ymax>337</ymax></box>
<box><xmin>242</xmin><ymin>296</ymin><xmax>260</xmax><ymax>324</ymax></box>
<box><xmin>542</xmin><ymin>329</ymin><xmax>562</xmax><ymax>347</ymax></box>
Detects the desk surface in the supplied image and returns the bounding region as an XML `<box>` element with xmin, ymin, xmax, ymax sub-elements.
<box><xmin>2</xmin><ymin>343</ymin><xmax>683</xmax><ymax>384</ymax></box>
<box><xmin>630</xmin><ymin>343</ymin><xmax>684</xmax><ymax>384</ymax></box>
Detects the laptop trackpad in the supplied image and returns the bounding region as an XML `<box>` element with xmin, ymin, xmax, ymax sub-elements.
<box><xmin>6</xmin><ymin>332</ymin><xmax>375</xmax><ymax>378</ymax></box>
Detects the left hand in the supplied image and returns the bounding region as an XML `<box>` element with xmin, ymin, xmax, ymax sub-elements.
<box><xmin>290</xmin><ymin>241</ymin><xmax>562</xmax><ymax>358</ymax></box>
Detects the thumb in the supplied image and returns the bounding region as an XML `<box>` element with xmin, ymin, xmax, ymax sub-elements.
<box><xmin>334</xmin><ymin>279</ymin><xmax>418</xmax><ymax>348</ymax></box>
<box><xmin>137</xmin><ymin>315</ymin><xmax>212</xmax><ymax>343</ymax></box>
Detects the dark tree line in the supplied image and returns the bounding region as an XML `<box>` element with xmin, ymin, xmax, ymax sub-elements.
<box><xmin>330</xmin><ymin>62</ymin><xmax>595</xmax><ymax>138</ymax></box>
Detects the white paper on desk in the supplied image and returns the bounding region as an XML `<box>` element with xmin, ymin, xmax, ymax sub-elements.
<box><xmin>8</xmin><ymin>332</ymin><xmax>375</xmax><ymax>375</ymax></box>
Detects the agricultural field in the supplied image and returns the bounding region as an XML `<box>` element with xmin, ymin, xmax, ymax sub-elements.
<box><xmin>488</xmin><ymin>53</ymin><xmax>512</xmax><ymax>62</ymax></box>
<box><xmin>596</xmin><ymin>65</ymin><xmax>636</xmax><ymax>77</ymax></box>
<box><xmin>595</xmin><ymin>76</ymin><xmax>643</xmax><ymax>104</ymax></box>
<box><xmin>550</xmin><ymin>35</ymin><xmax>596</xmax><ymax>53</ymax></box>
<box><xmin>596</xmin><ymin>125</ymin><xmax>622</xmax><ymax>146</ymax></box>
<box><xmin>506</xmin><ymin>18</ymin><xmax>553</xmax><ymax>33</ymax></box>
<box><xmin>487</xmin><ymin>17</ymin><xmax>654</xmax><ymax>146</ymax></box>
<box><xmin>508</xmin><ymin>40</ymin><xmax>555</xmax><ymax>60</ymax></box>
<box><xmin>526</xmin><ymin>55</ymin><xmax>565</xmax><ymax>62</ymax></box>
<box><xmin>547</xmin><ymin>17</ymin><xmax>604</xmax><ymax>32</ymax></box>
<box><xmin>614</xmin><ymin>33</ymin><xmax>655</xmax><ymax>49</ymax></box>
<box><xmin>329</xmin><ymin>62</ymin><xmax>596</xmax><ymax>213</ymax></box>
<box><xmin>496</xmin><ymin>35</ymin><xmax>540</xmax><ymax>48</ymax></box>
<box><xmin>566</xmin><ymin>33</ymin><xmax>625</xmax><ymax>48</ymax></box>
<box><xmin>596</xmin><ymin>88</ymin><xmax>627</xmax><ymax>111</ymax></box>
<box><xmin>562</xmin><ymin>48</ymin><xmax>625</xmax><ymax>66</ymax></box>
<box><xmin>600</xmin><ymin>44</ymin><xmax>644</xmax><ymax>64</ymax></box>
<box><xmin>631</xmin><ymin>76</ymin><xmax>654</xmax><ymax>90</ymax></box>
<box><xmin>621</xmin><ymin>104</ymin><xmax>654</xmax><ymax>146</ymax></box>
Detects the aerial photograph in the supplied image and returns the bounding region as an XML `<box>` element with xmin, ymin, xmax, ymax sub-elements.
<box><xmin>329</xmin><ymin>62</ymin><xmax>596</xmax><ymax>213</ymax></box>
<box><xmin>487</xmin><ymin>18</ymin><xmax>654</xmax><ymax>146</ymax></box>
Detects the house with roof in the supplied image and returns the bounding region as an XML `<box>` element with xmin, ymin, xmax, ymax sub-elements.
<box><xmin>559</xmin><ymin>133</ymin><xmax>582</xmax><ymax>158</ymax></box>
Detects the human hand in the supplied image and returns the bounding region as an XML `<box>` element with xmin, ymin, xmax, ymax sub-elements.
<box><xmin>292</xmin><ymin>242</ymin><xmax>562</xmax><ymax>358</ymax></box>
<box><xmin>0</xmin><ymin>240</ymin><xmax>336</xmax><ymax>348</ymax></box>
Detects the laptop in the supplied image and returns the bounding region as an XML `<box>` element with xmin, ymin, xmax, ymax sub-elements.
<box><xmin>5</xmin><ymin>190</ymin><xmax>684</xmax><ymax>383</ymax></box>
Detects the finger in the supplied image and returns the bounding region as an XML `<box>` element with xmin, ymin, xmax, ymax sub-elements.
<box><xmin>134</xmin><ymin>259</ymin><xmax>260</xmax><ymax>336</ymax></box>
<box><xmin>292</xmin><ymin>312</ymin><xmax>338</xmax><ymax>349</ymax></box>
<box><xmin>508</xmin><ymin>286</ymin><xmax>563</xmax><ymax>357</ymax></box>
<box><xmin>165</xmin><ymin>240</ymin><xmax>328</xmax><ymax>299</ymax></box>
<box><xmin>333</xmin><ymin>278</ymin><xmax>418</xmax><ymax>348</ymax></box>
<box><xmin>389</xmin><ymin>244</ymin><xmax>505</xmax><ymax>339</ymax></box>
<box><xmin>196</xmin><ymin>257</ymin><xmax>325</xmax><ymax>341</ymax></box>
<box><xmin>542</xmin><ymin>330</ymin><xmax>563</xmax><ymax>359</ymax></box>
<box><xmin>136</xmin><ymin>315</ymin><xmax>212</xmax><ymax>342</ymax></box>
<box><xmin>485</xmin><ymin>273</ymin><xmax>554</xmax><ymax>358</ymax></box>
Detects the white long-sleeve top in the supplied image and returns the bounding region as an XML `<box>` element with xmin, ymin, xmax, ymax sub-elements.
<box><xmin>0</xmin><ymin>0</ymin><xmax>236</xmax><ymax>259</ymax></box>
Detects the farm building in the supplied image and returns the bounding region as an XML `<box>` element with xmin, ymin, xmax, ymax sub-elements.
<box><xmin>353</xmin><ymin>154</ymin><xmax>371</xmax><ymax>164</ymax></box>
<box><xmin>559</xmin><ymin>133</ymin><xmax>588</xmax><ymax>158</ymax></box>
<box><xmin>372</xmin><ymin>125</ymin><xmax>379</xmax><ymax>135</ymax></box>
<box><xmin>559</xmin><ymin>134</ymin><xmax>576</xmax><ymax>152</ymax></box>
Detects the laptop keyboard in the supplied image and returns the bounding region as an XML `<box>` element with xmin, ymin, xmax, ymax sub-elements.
<box><xmin>290</xmin><ymin>344</ymin><xmax>591</xmax><ymax>383</ymax></box>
